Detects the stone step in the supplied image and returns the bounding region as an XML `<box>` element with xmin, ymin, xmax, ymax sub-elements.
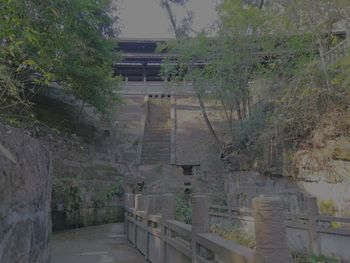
<box><xmin>144</xmin><ymin>126</ymin><xmax>170</xmax><ymax>130</ymax></box>
<box><xmin>142</xmin><ymin>153</ymin><xmax>170</xmax><ymax>157</ymax></box>
<box><xmin>142</xmin><ymin>147</ymin><xmax>170</xmax><ymax>151</ymax></box>
<box><xmin>143</xmin><ymin>139</ymin><xmax>169</xmax><ymax>142</ymax></box>
<box><xmin>145</xmin><ymin>124</ymin><xmax>170</xmax><ymax>128</ymax></box>
<box><xmin>143</xmin><ymin>131</ymin><xmax>170</xmax><ymax>135</ymax></box>
<box><xmin>142</xmin><ymin>141</ymin><xmax>170</xmax><ymax>145</ymax></box>
<box><xmin>141</xmin><ymin>155</ymin><xmax>169</xmax><ymax>159</ymax></box>
<box><xmin>143</xmin><ymin>135</ymin><xmax>170</xmax><ymax>139</ymax></box>
<box><xmin>141</xmin><ymin>144</ymin><xmax>170</xmax><ymax>148</ymax></box>
<box><xmin>141</xmin><ymin>155</ymin><xmax>169</xmax><ymax>158</ymax></box>
<box><xmin>144</xmin><ymin>126</ymin><xmax>170</xmax><ymax>129</ymax></box>
<box><xmin>143</xmin><ymin>139</ymin><xmax>169</xmax><ymax>143</ymax></box>
<box><xmin>141</xmin><ymin>156</ymin><xmax>169</xmax><ymax>160</ymax></box>
<box><xmin>142</xmin><ymin>136</ymin><xmax>170</xmax><ymax>140</ymax></box>
<box><xmin>141</xmin><ymin>152</ymin><xmax>170</xmax><ymax>155</ymax></box>
<box><xmin>141</xmin><ymin>151</ymin><xmax>170</xmax><ymax>156</ymax></box>
<box><xmin>141</xmin><ymin>98</ymin><xmax>171</xmax><ymax>164</ymax></box>
<box><xmin>141</xmin><ymin>162</ymin><xmax>169</xmax><ymax>165</ymax></box>
<box><xmin>143</xmin><ymin>138</ymin><xmax>170</xmax><ymax>142</ymax></box>
<box><xmin>145</xmin><ymin>129</ymin><xmax>170</xmax><ymax>136</ymax></box>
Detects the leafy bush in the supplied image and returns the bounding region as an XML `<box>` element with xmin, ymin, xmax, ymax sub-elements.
<box><xmin>106</xmin><ymin>177</ymin><xmax>124</xmax><ymax>200</ymax></box>
<box><xmin>175</xmin><ymin>194</ymin><xmax>192</xmax><ymax>224</ymax></box>
<box><xmin>92</xmin><ymin>177</ymin><xmax>124</xmax><ymax>208</ymax></box>
<box><xmin>291</xmin><ymin>252</ymin><xmax>341</xmax><ymax>263</ymax></box>
<box><xmin>319</xmin><ymin>200</ymin><xmax>336</xmax><ymax>216</ymax></box>
<box><xmin>211</xmin><ymin>223</ymin><xmax>255</xmax><ymax>249</ymax></box>
<box><xmin>0</xmin><ymin>0</ymin><xmax>121</xmax><ymax>115</ymax></box>
<box><xmin>51</xmin><ymin>178</ymin><xmax>83</xmax><ymax>212</ymax></box>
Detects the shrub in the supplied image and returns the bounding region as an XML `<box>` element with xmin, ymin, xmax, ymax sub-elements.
<box><xmin>175</xmin><ymin>194</ymin><xmax>192</xmax><ymax>224</ymax></box>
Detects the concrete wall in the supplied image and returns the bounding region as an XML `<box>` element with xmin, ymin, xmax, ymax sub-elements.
<box><xmin>0</xmin><ymin>124</ymin><xmax>52</xmax><ymax>263</ymax></box>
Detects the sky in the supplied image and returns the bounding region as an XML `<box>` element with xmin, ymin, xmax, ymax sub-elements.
<box><xmin>116</xmin><ymin>0</ymin><xmax>219</xmax><ymax>39</ymax></box>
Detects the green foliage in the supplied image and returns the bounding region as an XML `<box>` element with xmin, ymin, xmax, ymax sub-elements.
<box><xmin>292</xmin><ymin>252</ymin><xmax>341</xmax><ymax>263</ymax></box>
<box><xmin>319</xmin><ymin>200</ymin><xmax>336</xmax><ymax>216</ymax></box>
<box><xmin>0</xmin><ymin>0</ymin><xmax>120</xmax><ymax>114</ymax></box>
<box><xmin>175</xmin><ymin>194</ymin><xmax>192</xmax><ymax>224</ymax></box>
<box><xmin>92</xmin><ymin>177</ymin><xmax>124</xmax><ymax>208</ymax></box>
<box><xmin>106</xmin><ymin>177</ymin><xmax>124</xmax><ymax>200</ymax></box>
<box><xmin>52</xmin><ymin>178</ymin><xmax>83</xmax><ymax>212</ymax></box>
<box><xmin>160</xmin><ymin>0</ymin><xmax>350</xmax><ymax>170</ymax></box>
<box><xmin>330</xmin><ymin>50</ymin><xmax>350</xmax><ymax>100</ymax></box>
<box><xmin>211</xmin><ymin>223</ymin><xmax>255</xmax><ymax>249</ymax></box>
<box><xmin>309</xmin><ymin>255</ymin><xmax>340</xmax><ymax>263</ymax></box>
<box><xmin>158</xmin><ymin>32</ymin><xmax>211</xmax><ymax>86</ymax></box>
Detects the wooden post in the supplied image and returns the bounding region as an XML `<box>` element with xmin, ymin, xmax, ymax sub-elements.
<box><xmin>161</xmin><ymin>193</ymin><xmax>175</xmax><ymax>263</ymax></box>
<box><xmin>192</xmin><ymin>195</ymin><xmax>213</xmax><ymax>263</ymax></box>
<box><xmin>308</xmin><ymin>197</ymin><xmax>321</xmax><ymax>256</ymax></box>
<box><xmin>253</xmin><ymin>197</ymin><xmax>292</xmax><ymax>263</ymax></box>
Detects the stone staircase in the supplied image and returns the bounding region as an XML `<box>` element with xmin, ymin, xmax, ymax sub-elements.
<box><xmin>140</xmin><ymin>97</ymin><xmax>171</xmax><ymax>164</ymax></box>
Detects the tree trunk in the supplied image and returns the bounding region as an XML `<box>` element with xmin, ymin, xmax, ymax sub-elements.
<box><xmin>258</xmin><ymin>0</ymin><xmax>264</xmax><ymax>9</ymax></box>
<box><xmin>161</xmin><ymin>0</ymin><xmax>180</xmax><ymax>38</ymax></box>
<box><xmin>317</xmin><ymin>37</ymin><xmax>331</xmax><ymax>90</ymax></box>
<box><xmin>193</xmin><ymin>81</ymin><xmax>223</xmax><ymax>152</ymax></box>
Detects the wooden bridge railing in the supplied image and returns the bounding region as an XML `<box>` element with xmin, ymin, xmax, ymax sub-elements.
<box><xmin>124</xmin><ymin>193</ymin><xmax>292</xmax><ymax>263</ymax></box>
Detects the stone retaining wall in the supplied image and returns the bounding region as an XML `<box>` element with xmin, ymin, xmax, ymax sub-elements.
<box><xmin>0</xmin><ymin>123</ymin><xmax>52</xmax><ymax>263</ymax></box>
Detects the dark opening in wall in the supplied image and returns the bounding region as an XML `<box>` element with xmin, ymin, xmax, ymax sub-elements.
<box><xmin>103</xmin><ymin>129</ymin><xmax>110</xmax><ymax>137</ymax></box>
<box><xmin>184</xmin><ymin>182</ymin><xmax>192</xmax><ymax>194</ymax></box>
<box><xmin>182</xmin><ymin>165</ymin><xmax>193</xmax><ymax>176</ymax></box>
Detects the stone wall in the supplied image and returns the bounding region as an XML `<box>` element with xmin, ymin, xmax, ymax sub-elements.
<box><xmin>46</xmin><ymin>128</ymin><xmax>129</xmax><ymax>231</ymax></box>
<box><xmin>0</xmin><ymin>123</ymin><xmax>51</xmax><ymax>263</ymax></box>
<box><xmin>115</xmin><ymin>89</ymin><xmax>227</xmax><ymax>195</ymax></box>
<box><xmin>226</xmin><ymin>171</ymin><xmax>307</xmax><ymax>213</ymax></box>
<box><xmin>33</xmin><ymin>92</ymin><xmax>144</xmax><ymax>231</ymax></box>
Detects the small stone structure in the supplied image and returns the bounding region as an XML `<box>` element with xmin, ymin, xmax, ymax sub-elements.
<box><xmin>125</xmin><ymin>192</ymin><xmax>292</xmax><ymax>263</ymax></box>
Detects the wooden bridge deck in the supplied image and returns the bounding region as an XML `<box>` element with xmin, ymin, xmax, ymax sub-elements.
<box><xmin>51</xmin><ymin>223</ymin><xmax>147</xmax><ymax>263</ymax></box>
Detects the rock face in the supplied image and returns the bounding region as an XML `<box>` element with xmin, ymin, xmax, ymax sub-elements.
<box><xmin>0</xmin><ymin>124</ymin><xmax>51</xmax><ymax>263</ymax></box>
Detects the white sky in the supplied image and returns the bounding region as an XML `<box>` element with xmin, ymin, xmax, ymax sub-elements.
<box><xmin>116</xmin><ymin>0</ymin><xmax>219</xmax><ymax>39</ymax></box>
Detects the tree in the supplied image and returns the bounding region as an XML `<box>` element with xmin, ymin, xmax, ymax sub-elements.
<box><xmin>159</xmin><ymin>0</ymin><xmax>193</xmax><ymax>38</ymax></box>
<box><xmin>159</xmin><ymin>0</ymin><xmax>279</xmax><ymax>152</ymax></box>
<box><xmin>159</xmin><ymin>34</ymin><xmax>224</xmax><ymax>151</ymax></box>
<box><xmin>275</xmin><ymin>0</ymin><xmax>350</xmax><ymax>89</ymax></box>
<box><xmin>0</xmin><ymin>0</ymin><xmax>120</xmax><ymax>115</ymax></box>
